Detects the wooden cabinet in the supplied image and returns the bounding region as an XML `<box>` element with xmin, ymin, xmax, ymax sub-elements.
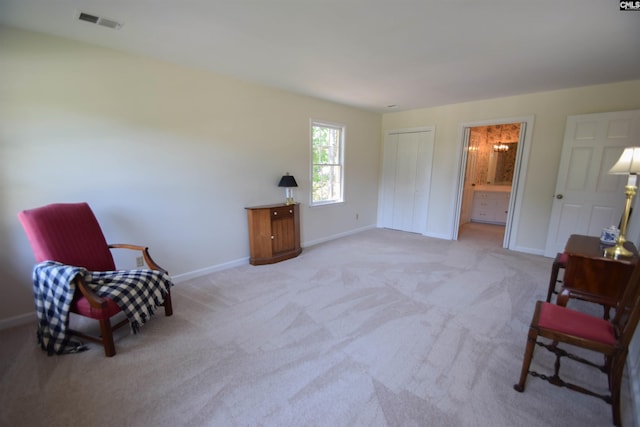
<box><xmin>471</xmin><ymin>190</ymin><xmax>510</xmax><ymax>225</ymax></box>
<box><xmin>245</xmin><ymin>203</ymin><xmax>301</xmax><ymax>265</ymax></box>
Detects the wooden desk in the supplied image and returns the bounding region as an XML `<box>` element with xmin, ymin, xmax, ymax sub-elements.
<box><xmin>558</xmin><ymin>235</ymin><xmax>638</xmax><ymax>313</ymax></box>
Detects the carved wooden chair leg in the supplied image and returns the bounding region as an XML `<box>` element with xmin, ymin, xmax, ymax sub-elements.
<box><xmin>163</xmin><ymin>291</ymin><xmax>173</xmax><ymax>316</ymax></box>
<box><xmin>609</xmin><ymin>353</ymin><xmax>627</xmax><ymax>427</ymax></box>
<box><xmin>514</xmin><ymin>329</ymin><xmax>537</xmax><ymax>392</ymax></box>
<box><xmin>99</xmin><ymin>319</ymin><xmax>116</xmax><ymax>357</ymax></box>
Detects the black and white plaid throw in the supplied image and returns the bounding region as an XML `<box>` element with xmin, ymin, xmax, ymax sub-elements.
<box><xmin>89</xmin><ymin>268</ymin><xmax>173</xmax><ymax>333</ymax></box>
<box><xmin>33</xmin><ymin>261</ymin><xmax>89</xmax><ymax>354</ymax></box>
<box><xmin>33</xmin><ymin>261</ymin><xmax>174</xmax><ymax>355</ymax></box>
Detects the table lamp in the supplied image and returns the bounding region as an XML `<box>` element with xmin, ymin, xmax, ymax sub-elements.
<box><xmin>278</xmin><ymin>173</ymin><xmax>298</xmax><ymax>205</ymax></box>
<box><xmin>605</xmin><ymin>147</ymin><xmax>640</xmax><ymax>258</ymax></box>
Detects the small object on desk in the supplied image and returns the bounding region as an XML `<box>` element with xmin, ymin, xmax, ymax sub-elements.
<box><xmin>600</xmin><ymin>225</ymin><xmax>620</xmax><ymax>246</ymax></box>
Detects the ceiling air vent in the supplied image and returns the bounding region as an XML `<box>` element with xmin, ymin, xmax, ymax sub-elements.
<box><xmin>77</xmin><ymin>11</ymin><xmax>123</xmax><ymax>30</ymax></box>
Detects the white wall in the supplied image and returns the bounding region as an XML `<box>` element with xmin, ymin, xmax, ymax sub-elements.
<box><xmin>0</xmin><ymin>27</ymin><xmax>381</xmax><ymax>323</ymax></box>
<box><xmin>382</xmin><ymin>81</ymin><xmax>640</xmax><ymax>253</ymax></box>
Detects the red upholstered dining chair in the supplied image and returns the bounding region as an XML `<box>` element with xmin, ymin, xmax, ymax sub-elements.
<box><xmin>18</xmin><ymin>202</ymin><xmax>173</xmax><ymax>357</ymax></box>
<box><xmin>513</xmin><ymin>261</ymin><xmax>640</xmax><ymax>426</ymax></box>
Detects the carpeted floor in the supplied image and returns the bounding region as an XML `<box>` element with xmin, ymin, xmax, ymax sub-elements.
<box><xmin>0</xmin><ymin>224</ymin><xmax>634</xmax><ymax>426</ymax></box>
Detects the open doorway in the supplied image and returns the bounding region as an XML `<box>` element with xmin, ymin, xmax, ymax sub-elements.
<box><xmin>452</xmin><ymin>116</ymin><xmax>534</xmax><ymax>250</ymax></box>
<box><xmin>459</xmin><ymin>124</ymin><xmax>519</xmax><ymax>243</ymax></box>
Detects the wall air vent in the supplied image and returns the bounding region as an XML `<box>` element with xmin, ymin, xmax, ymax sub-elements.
<box><xmin>76</xmin><ymin>11</ymin><xmax>123</xmax><ymax>30</ymax></box>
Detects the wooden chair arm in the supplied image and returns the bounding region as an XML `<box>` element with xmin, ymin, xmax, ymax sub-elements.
<box><xmin>74</xmin><ymin>276</ymin><xmax>107</xmax><ymax>309</ymax></box>
<box><xmin>108</xmin><ymin>243</ymin><xmax>167</xmax><ymax>273</ymax></box>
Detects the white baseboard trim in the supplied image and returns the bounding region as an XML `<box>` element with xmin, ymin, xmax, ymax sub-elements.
<box><xmin>421</xmin><ymin>227</ymin><xmax>547</xmax><ymax>257</ymax></box>
<box><xmin>2</xmin><ymin>225</ymin><xmax>442</xmax><ymax>328</ymax></box>
<box><xmin>13</xmin><ymin>224</ymin><xmax>549</xmax><ymax>331</ymax></box>
<box><xmin>303</xmin><ymin>225</ymin><xmax>376</xmax><ymax>248</ymax></box>
<box><xmin>0</xmin><ymin>258</ymin><xmax>252</xmax><ymax>330</ymax></box>
<box><xmin>510</xmin><ymin>245</ymin><xmax>546</xmax><ymax>256</ymax></box>
<box><xmin>0</xmin><ymin>312</ymin><xmax>35</xmax><ymax>330</ymax></box>
<box><xmin>173</xmin><ymin>226</ymin><xmax>377</xmax><ymax>284</ymax></box>
<box><xmin>171</xmin><ymin>256</ymin><xmax>250</xmax><ymax>283</ymax></box>
<box><xmin>422</xmin><ymin>231</ymin><xmax>451</xmax><ymax>240</ymax></box>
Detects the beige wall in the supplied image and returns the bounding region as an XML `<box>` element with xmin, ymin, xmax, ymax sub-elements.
<box><xmin>382</xmin><ymin>80</ymin><xmax>640</xmax><ymax>253</ymax></box>
<box><xmin>3</xmin><ymin>25</ymin><xmax>640</xmax><ymax>325</ymax></box>
<box><xmin>0</xmin><ymin>27</ymin><xmax>381</xmax><ymax>323</ymax></box>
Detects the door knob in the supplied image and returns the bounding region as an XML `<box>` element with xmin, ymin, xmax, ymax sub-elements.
<box><xmin>556</xmin><ymin>194</ymin><xmax>564</xmax><ymax>199</ymax></box>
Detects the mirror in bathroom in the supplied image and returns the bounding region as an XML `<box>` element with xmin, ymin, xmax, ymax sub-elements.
<box><xmin>487</xmin><ymin>143</ymin><xmax>517</xmax><ymax>185</ymax></box>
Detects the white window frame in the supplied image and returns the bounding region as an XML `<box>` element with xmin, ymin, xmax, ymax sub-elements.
<box><xmin>310</xmin><ymin>119</ymin><xmax>345</xmax><ymax>206</ymax></box>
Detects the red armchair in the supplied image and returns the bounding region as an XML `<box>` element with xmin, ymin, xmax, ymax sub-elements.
<box><xmin>18</xmin><ymin>202</ymin><xmax>173</xmax><ymax>356</ymax></box>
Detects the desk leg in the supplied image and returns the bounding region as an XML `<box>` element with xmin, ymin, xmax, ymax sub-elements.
<box><xmin>546</xmin><ymin>254</ymin><xmax>564</xmax><ymax>302</ymax></box>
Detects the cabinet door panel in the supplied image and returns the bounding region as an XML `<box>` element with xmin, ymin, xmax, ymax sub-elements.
<box><xmin>272</xmin><ymin>217</ymin><xmax>295</xmax><ymax>254</ymax></box>
<box><xmin>471</xmin><ymin>190</ymin><xmax>510</xmax><ymax>224</ymax></box>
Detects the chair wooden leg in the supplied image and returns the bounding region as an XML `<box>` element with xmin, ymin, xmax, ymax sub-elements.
<box><xmin>514</xmin><ymin>328</ymin><xmax>538</xmax><ymax>392</ymax></box>
<box><xmin>609</xmin><ymin>353</ymin><xmax>627</xmax><ymax>427</ymax></box>
<box><xmin>99</xmin><ymin>319</ymin><xmax>116</xmax><ymax>357</ymax></box>
<box><xmin>163</xmin><ymin>291</ymin><xmax>173</xmax><ymax>316</ymax></box>
<box><xmin>611</xmin><ymin>385</ymin><xmax>622</xmax><ymax>427</ymax></box>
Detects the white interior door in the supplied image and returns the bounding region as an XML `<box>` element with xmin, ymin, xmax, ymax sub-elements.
<box><xmin>544</xmin><ymin>110</ymin><xmax>640</xmax><ymax>257</ymax></box>
<box><xmin>380</xmin><ymin>128</ymin><xmax>435</xmax><ymax>234</ymax></box>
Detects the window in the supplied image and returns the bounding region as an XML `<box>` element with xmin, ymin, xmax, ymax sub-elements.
<box><xmin>311</xmin><ymin>121</ymin><xmax>344</xmax><ymax>206</ymax></box>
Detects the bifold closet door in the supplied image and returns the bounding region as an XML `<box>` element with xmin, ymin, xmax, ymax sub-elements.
<box><xmin>380</xmin><ymin>129</ymin><xmax>434</xmax><ymax>233</ymax></box>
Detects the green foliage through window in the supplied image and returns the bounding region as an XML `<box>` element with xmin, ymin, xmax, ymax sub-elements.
<box><xmin>311</xmin><ymin>122</ymin><xmax>344</xmax><ymax>205</ymax></box>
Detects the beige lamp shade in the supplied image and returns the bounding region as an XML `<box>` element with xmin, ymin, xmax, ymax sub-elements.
<box><xmin>609</xmin><ymin>147</ymin><xmax>640</xmax><ymax>175</ymax></box>
<box><xmin>603</xmin><ymin>146</ymin><xmax>640</xmax><ymax>258</ymax></box>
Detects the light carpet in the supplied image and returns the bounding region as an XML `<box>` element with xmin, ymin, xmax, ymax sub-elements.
<box><xmin>0</xmin><ymin>224</ymin><xmax>634</xmax><ymax>426</ymax></box>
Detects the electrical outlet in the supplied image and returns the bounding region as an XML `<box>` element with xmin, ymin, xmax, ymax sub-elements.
<box><xmin>136</xmin><ymin>256</ymin><xmax>144</xmax><ymax>268</ymax></box>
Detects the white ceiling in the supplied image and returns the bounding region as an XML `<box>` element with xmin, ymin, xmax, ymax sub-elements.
<box><xmin>1</xmin><ymin>0</ymin><xmax>639</xmax><ymax>112</ymax></box>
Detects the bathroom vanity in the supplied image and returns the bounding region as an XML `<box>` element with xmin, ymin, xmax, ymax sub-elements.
<box><xmin>470</xmin><ymin>185</ymin><xmax>511</xmax><ymax>225</ymax></box>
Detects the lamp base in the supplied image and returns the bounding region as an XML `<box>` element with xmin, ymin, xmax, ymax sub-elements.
<box><xmin>284</xmin><ymin>188</ymin><xmax>295</xmax><ymax>206</ymax></box>
<box><xmin>603</xmin><ymin>242</ymin><xmax>633</xmax><ymax>259</ymax></box>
